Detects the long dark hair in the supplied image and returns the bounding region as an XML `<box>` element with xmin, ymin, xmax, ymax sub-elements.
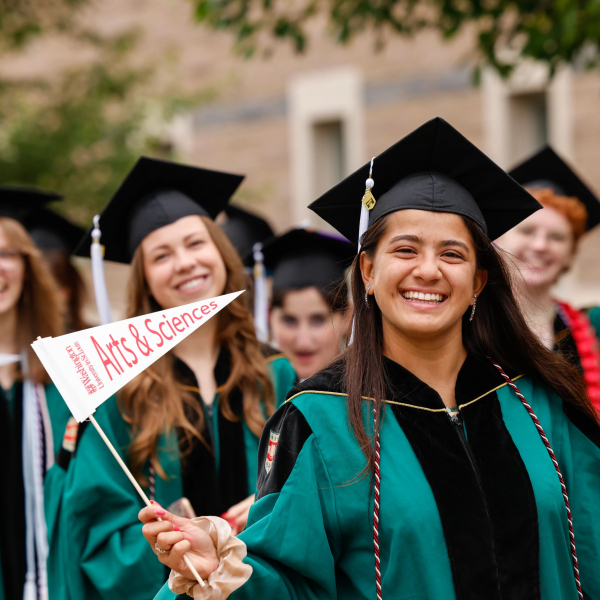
<box><xmin>342</xmin><ymin>214</ymin><xmax>598</xmax><ymax>475</ymax></box>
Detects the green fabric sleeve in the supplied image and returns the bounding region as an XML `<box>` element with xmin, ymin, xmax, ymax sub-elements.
<box><xmin>235</xmin><ymin>433</ymin><xmax>339</xmax><ymax>599</ymax></box>
<box><xmin>555</xmin><ymin>403</ymin><xmax>600</xmax><ymax>599</ymax></box>
<box><xmin>44</xmin><ymin>382</ymin><xmax>72</xmax><ymax>459</ymax></box>
<box><xmin>55</xmin><ymin>398</ymin><xmax>168</xmax><ymax>600</ymax></box>
<box><xmin>267</xmin><ymin>356</ymin><xmax>296</xmax><ymax>409</ymax></box>
<box><xmin>152</xmin><ymin>429</ymin><xmax>339</xmax><ymax>600</ymax></box>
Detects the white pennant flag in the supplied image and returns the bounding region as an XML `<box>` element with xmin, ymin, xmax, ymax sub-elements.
<box><xmin>32</xmin><ymin>290</ymin><xmax>243</xmax><ymax>423</ymax></box>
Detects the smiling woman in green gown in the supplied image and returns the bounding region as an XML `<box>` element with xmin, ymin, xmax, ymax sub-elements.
<box><xmin>46</xmin><ymin>158</ymin><xmax>295</xmax><ymax>600</ymax></box>
<box><xmin>141</xmin><ymin>118</ymin><xmax>600</xmax><ymax>600</ymax></box>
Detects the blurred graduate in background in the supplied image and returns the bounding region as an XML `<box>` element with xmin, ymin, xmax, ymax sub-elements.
<box><xmin>24</xmin><ymin>208</ymin><xmax>88</xmax><ymax>333</ymax></box>
<box><xmin>219</xmin><ymin>205</ymin><xmax>274</xmax><ymax>261</ymax></box>
<box><xmin>497</xmin><ymin>147</ymin><xmax>600</xmax><ymax>410</ymax></box>
<box><xmin>0</xmin><ymin>188</ymin><xmax>68</xmax><ymax>600</ymax></box>
<box><xmin>261</xmin><ymin>228</ymin><xmax>353</xmax><ymax>381</ymax></box>
<box><xmin>46</xmin><ymin>158</ymin><xmax>295</xmax><ymax>600</ymax></box>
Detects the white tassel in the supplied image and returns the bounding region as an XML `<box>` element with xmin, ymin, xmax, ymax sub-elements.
<box><xmin>357</xmin><ymin>203</ymin><xmax>370</xmax><ymax>253</ymax></box>
<box><xmin>253</xmin><ymin>243</ymin><xmax>269</xmax><ymax>343</ymax></box>
<box><xmin>91</xmin><ymin>215</ymin><xmax>114</xmax><ymax>325</ymax></box>
<box><xmin>23</xmin><ymin>579</ymin><xmax>36</xmax><ymax>600</ymax></box>
<box><xmin>351</xmin><ymin>157</ymin><xmax>376</xmax><ymax>346</ymax></box>
<box><xmin>20</xmin><ymin>350</ymin><xmax>52</xmax><ymax>600</ymax></box>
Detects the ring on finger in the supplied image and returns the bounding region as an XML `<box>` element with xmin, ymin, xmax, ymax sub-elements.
<box><xmin>155</xmin><ymin>543</ymin><xmax>169</xmax><ymax>555</ymax></box>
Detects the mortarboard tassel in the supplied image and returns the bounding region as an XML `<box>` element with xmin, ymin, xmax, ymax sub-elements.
<box><xmin>350</xmin><ymin>157</ymin><xmax>376</xmax><ymax>345</ymax></box>
<box><xmin>252</xmin><ymin>242</ymin><xmax>269</xmax><ymax>343</ymax></box>
<box><xmin>90</xmin><ymin>215</ymin><xmax>114</xmax><ymax>325</ymax></box>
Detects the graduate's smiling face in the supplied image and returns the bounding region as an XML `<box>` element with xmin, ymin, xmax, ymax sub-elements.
<box><xmin>496</xmin><ymin>206</ymin><xmax>575</xmax><ymax>290</ymax></box>
<box><xmin>141</xmin><ymin>215</ymin><xmax>228</xmax><ymax>310</ymax></box>
<box><xmin>361</xmin><ymin>210</ymin><xmax>487</xmax><ymax>343</ymax></box>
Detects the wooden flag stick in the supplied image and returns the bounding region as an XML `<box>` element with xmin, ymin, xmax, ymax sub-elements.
<box><xmin>88</xmin><ymin>414</ymin><xmax>206</xmax><ymax>587</ymax></box>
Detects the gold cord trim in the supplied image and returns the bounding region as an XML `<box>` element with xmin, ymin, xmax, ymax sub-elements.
<box><xmin>286</xmin><ymin>374</ymin><xmax>524</xmax><ymax>412</ymax></box>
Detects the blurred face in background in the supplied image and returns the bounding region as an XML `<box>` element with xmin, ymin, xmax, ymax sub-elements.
<box><xmin>0</xmin><ymin>224</ymin><xmax>25</xmax><ymax>318</ymax></box>
<box><xmin>270</xmin><ymin>286</ymin><xmax>344</xmax><ymax>381</ymax></box>
<box><xmin>141</xmin><ymin>215</ymin><xmax>228</xmax><ymax>310</ymax></box>
<box><xmin>496</xmin><ymin>206</ymin><xmax>575</xmax><ymax>291</ymax></box>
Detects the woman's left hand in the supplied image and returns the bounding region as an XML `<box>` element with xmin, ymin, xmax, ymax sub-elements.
<box><xmin>221</xmin><ymin>495</ymin><xmax>254</xmax><ymax>535</ymax></box>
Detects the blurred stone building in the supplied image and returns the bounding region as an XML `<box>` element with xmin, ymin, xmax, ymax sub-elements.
<box><xmin>2</xmin><ymin>0</ymin><xmax>600</xmax><ymax>313</ymax></box>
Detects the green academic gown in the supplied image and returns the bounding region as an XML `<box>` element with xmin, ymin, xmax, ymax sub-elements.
<box><xmin>155</xmin><ymin>353</ymin><xmax>600</xmax><ymax>600</ymax></box>
<box><xmin>45</xmin><ymin>348</ymin><xmax>295</xmax><ymax>600</ymax></box>
<box><xmin>0</xmin><ymin>381</ymin><xmax>70</xmax><ymax>600</ymax></box>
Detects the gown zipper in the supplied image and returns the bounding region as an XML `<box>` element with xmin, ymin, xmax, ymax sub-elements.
<box><xmin>446</xmin><ymin>408</ymin><xmax>502</xmax><ymax>595</ymax></box>
<box><xmin>447</xmin><ymin>409</ymin><xmax>481</xmax><ymax>485</ymax></box>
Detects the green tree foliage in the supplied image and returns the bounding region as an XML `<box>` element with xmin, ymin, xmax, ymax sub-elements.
<box><xmin>189</xmin><ymin>0</ymin><xmax>600</xmax><ymax>74</ymax></box>
<box><xmin>0</xmin><ymin>2</ymin><xmax>211</xmax><ymax>225</ymax></box>
<box><xmin>0</xmin><ymin>29</ymin><xmax>206</xmax><ymax>224</ymax></box>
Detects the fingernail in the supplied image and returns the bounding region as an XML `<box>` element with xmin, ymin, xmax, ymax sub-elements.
<box><xmin>150</xmin><ymin>500</ymin><xmax>156</xmax><ymax>505</ymax></box>
<box><xmin>173</xmin><ymin>525</ymin><xmax>180</xmax><ymax>532</ymax></box>
<box><xmin>155</xmin><ymin>509</ymin><xmax>166</xmax><ymax>516</ymax></box>
<box><xmin>228</xmin><ymin>519</ymin><xmax>236</xmax><ymax>527</ymax></box>
<box><xmin>220</xmin><ymin>512</ymin><xmax>228</xmax><ymax>519</ymax></box>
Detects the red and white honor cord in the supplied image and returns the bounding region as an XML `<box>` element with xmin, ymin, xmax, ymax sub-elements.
<box><xmin>491</xmin><ymin>361</ymin><xmax>584</xmax><ymax>600</ymax></box>
<box><xmin>373</xmin><ymin>405</ymin><xmax>383</xmax><ymax>600</ymax></box>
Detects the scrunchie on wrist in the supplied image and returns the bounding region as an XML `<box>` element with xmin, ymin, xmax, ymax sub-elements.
<box><xmin>168</xmin><ymin>516</ymin><xmax>252</xmax><ymax>599</ymax></box>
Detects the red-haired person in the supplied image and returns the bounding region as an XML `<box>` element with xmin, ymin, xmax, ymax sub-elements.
<box><xmin>497</xmin><ymin>147</ymin><xmax>600</xmax><ymax>411</ymax></box>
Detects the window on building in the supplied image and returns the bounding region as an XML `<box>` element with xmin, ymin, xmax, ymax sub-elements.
<box><xmin>288</xmin><ymin>67</ymin><xmax>364</xmax><ymax>228</ymax></box>
<box><xmin>508</xmin><ymin>91</ymin><xmax>548</xmax><ymax>164</ymax></box>
<box><xmin>312</xmin><ymin>120</ymin><xmax>345</xmax><ymax>198</ymax></box>
<box><xmin>482</xmin><ymin>65</ymin><xmax>572</xmax><ymax>169</ymax></box>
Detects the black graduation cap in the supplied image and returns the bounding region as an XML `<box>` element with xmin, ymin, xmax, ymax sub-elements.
<box><xmin>309</xmin><ymin>117</ymin><xmax>541</xmax><ymax>243</ymax></box>
<box><xmin>0</xmin><ymin>186</ymin><xmax>62</xmax><ymax>221</ymax></box>
<box><xmin>24</xmin><ymin>208</ymin><xmax>85</xmax><ymax>254</ymax></box>
<box><xmin>509</xmin><ymin>146</ymin><xmax>600</xmax><ymax>231</ymax></box>
<box><xmin>261</xmin><ymin>228</ymin><xmax>354</xmax><ymax>292</ymax></box>
<box><xmin>74</xmin><ymin>157</ymin><xmax>244</xmax><ymax>263</ymax></box>
<box><xmin>220</xmin><ymin>205</ymin><xmax>274</xmax><ymax>259</ymax></box>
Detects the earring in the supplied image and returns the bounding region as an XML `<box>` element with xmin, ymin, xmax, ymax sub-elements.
<box><xmin>469</xmin><ymin>294</ymin><xmax>477</xmax><ymax>321</ymax></box>
<box><xmin>365</xmin><ymin>283</ymin><xmax>371</xmax><ymax>308</ymax></box>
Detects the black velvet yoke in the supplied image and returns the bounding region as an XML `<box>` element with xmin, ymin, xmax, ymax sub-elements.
<box><xmin>176</xmin><ymin>350</ymin><xmax>248</xmax><ymax>517</ymax></box>
<box><xmin>385</xmin><ymin>354</ymin><xmax>540</xmax><ymax>600</ymax></box>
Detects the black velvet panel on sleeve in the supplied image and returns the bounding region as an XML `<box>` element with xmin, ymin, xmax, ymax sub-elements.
<box><xmin>256</xmin><ymin>402</ymin><xmax>313</xmax><ymax>500</ymax></box>
<box><xmin>0</xmin><ymin>383</ymin><xmax>26</xmax><ymax>600</ymax></box>
<box><xmin>55</xmin><ymin>419</ymin><xmax>90</xmax><ymax>471</ymax></box>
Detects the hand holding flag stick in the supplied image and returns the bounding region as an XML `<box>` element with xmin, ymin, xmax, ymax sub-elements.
<box><xmin>87</xmin><ymin>414</ymin><xmax>206</xmax><ymax>586</ymax></box>
<box><xmin>33</xmin><ymin>290</ymin><xmax>245</xmax><ymax>588</ymax></box>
